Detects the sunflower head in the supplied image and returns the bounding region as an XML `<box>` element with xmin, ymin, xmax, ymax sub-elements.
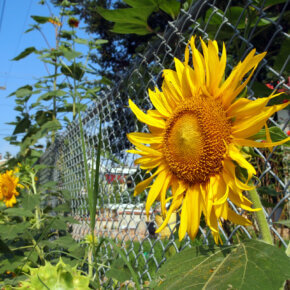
<box><xmin>0</xmin><ymin>169</ymin><xmax>23</xmax><ymax>208</ymax></box>
<box><xmin>127</xmin><ymin>36</ymin><xmax>289</xmax><ymax>244</ymax></box>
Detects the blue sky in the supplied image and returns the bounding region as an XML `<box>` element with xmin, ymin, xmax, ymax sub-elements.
<box><xmin>0</xmin><ymin>0</ymin><xmax>90</xmax><ymax>157</ymax></box>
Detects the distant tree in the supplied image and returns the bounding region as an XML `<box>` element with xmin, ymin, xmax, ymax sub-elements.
<box><xmin>51</xmin><ymin>0</ymin><xmax>182</xmax><ymax>82</ymax></box>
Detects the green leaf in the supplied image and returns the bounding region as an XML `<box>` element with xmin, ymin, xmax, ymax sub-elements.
<box><xmin>60</xmin><ymin>47</ymin><xmax>82</xmax><ymax>61</ymax></box>
<box><xmin>97</xmin><ymin>6</ymin><xmax>153</xmax><ymax>24</ymax></box>
<box><xmin>4</xmin><ymin>208</ymin><xmax>34</xmax><ymax>217</ymax></box>
<box><xmin>13</xmin><ymin>115</ymin><xmax>31</xmax><ymax>134</ymax></box>
<box><xmin>154</xmin><ymin>240</ymin><xmax>290</xmax><ymax>289</ymax></box>
<box><xmin>31</xmin><ymin>15</ymin><xmax>50</xmax><ymax>24</ymax></box>
<box><xmin>15</xmin><ymin>86</ymin><xmax>33</xmax><ymax>98</ymax></box>
<box><xmin>52</xmin><ymin>217</ymin><xmax>78</xmax><ymax>231</ymax></box>
<box><xmin>60</xmin><ymin>30</ymin><xmax>75</xmax><ymax>40</ymax></box>
<box><xmin>51</xmin><ymin>236</ymin><xmax>78</xmax><ymax>249</ymax></box>
<box><xmin>123</xmin><ymin>0</ymin><xmax>157</xmax><ymax>8</ymax></box>
<box><xmin>35</xmin><ymin>110</ymin><xmax>53</xmax><ymax>126</ymax></box>
<box><xmin>111</xmin><ymin>23</ymin><xmax>151</xmax><ymax>35</ymax></box>
<box><xmin>0</xmin><ymin>238</ymin><xmax>13</xmax><ymax>255</ymax></box>
<box><xmin>273</xmin><ymin>38</ymin><xmax>290</xmax><ymax>72</ymax></box>
<box><xmin>250</xmin><ymin>126</ymin><xmax>290</xmax><ymax>146</ymax></box>
<box><xmin>108</xmin><ymin>239</ymin><xmax>141</xmax><ymax>290</ymax></box>
<box><xmin>38</xmin><ymin>180</ymin><xmax>57</xmax><ymax>190</ymax></box>
<box><xmin>37</xmin><ymin>90</ymin><xmax>67</xmax><ymax>102</ymax></box>
<box><xmin>12</xmin><ymin>47</ymin><xmax>37</xmax><ymax>61</ymax></box>
<box><xmin>265</xmin><ymin>0</ymin><xmax>287</xmax><ymax>6</ymax></box>
<box><xmin>74</xmin><ymin>38</ymin><xmax>88</xmax><ymax>45</ymax></box>
<box><xmin>20</xmin><ymin>120</ymin><xmax>62</xmax><ymax>152</ymax></box>
<box><xmin>0</xmin><ymin>256</ymin><xmax>23</xmax><ymax>274</ymax></box>
<box><xmin>159</xmin><ymin>0</ymin><xmax>180</xmax><ymax>19</ymax></box>
<box><xmin>274</xmin><ymin>220</ymin><xmax>290</xmax><ymax>227</ymax></box>
<box><xmin>22</xmin><ymin>194</ymin><xmax>41</xmax><ymax>211</ymax></box>
<box><xmin>61</xmin><ymin>62</ymin><xmax>85</xmax><ymax>81</ymax></box>
<box><xmin>94</xmin><ymin>39</ymin><xmax>108</xmax><ymax>45</ymax></box>
<box><xmin>106</xmin><ymin>258</ymin><xmax>132</xmax><ymax>283</ymax></box>
<box><xmin>0</xmin><ymin>222</ymin><xmax>30</xmax><ymax>240</ymax></box>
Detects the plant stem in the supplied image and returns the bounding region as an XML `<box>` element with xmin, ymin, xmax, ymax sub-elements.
<box><xmin>248</xmin><ymin>187</ymin><xmax>273</xmax><ymax>245</ymax></box>
<box><xmin>88</xmin><ymin>246</ymin><xmax>93</xmax><ymax>278</ymax></box>
<box><xmin>31</xmin><ymin>172</ymin><xmax>41</xmax><ymax>230</ymax></box>
<box><xmin>31</xmin><ymin>238</ymin><xmax>45</xmax><ymax>264</ymax></box>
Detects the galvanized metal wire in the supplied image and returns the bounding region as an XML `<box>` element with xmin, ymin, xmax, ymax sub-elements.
<box><xmin>38</xmin><ymin>0</ymin><xmax>289</xmax><ymax>285</ymax></box>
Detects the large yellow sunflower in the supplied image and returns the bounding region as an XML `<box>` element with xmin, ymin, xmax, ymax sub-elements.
<box><xmin>127</xmin><ymin>36</ymin><xmax>289</xmax><ymax>244</ymax></box>
<box><xmin>0</xmin><ymin>169</ymin><xmax>23</xmax><ymax>208</ymax></box>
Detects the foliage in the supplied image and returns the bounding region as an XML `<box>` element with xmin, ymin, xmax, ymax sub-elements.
<box><xmin>1</xmin><ymin>0</ymin><xmax>289</xmax><ymax>288</ymax></box>
<box><xmin>0</xmin><ymin>162</ymin><xmax>83</xmax><ymax>287</ymax></box>
<box><xmin>18</xmin><ymin>258</ymin><xmax>90</xmax><ymax>290</ymax></box>
<box><xmin>5</xmin><ymin>2</ymin><xmax>106</xmax><ymax>161</ymax></box>
<box><xmin>151</xmin><ymin>240</ymin><xmax>290</xmax><ymax>289</ymax></box>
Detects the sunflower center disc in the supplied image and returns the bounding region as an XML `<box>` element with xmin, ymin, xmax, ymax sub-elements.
<box><xmin>163</xmin><ymin>96</ymin><xmax>232</xmax><ymax>184</ymax></box>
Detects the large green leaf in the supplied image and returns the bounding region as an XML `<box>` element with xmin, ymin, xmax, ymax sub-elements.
<box><xmin>12</xmin><ymin>47</ymin><xmax>37</xmax><ymax>61</ymax></box>
<box><xmin>97</xmin><ymin>6</ymin><xmax>153</xmax><ymax>24</ymax></box>
<box><xmin>97</xmin><ymin>5</ymin><xmax>155</xmax><ymax>35</ymax></box>
<box><xmin>0</xmin><ymin>222</ymin><xmax>31</xmax><ymax>240</ymax></box>
<box><xmin>4</xmin><ymin>208</ymin><xmax>34</xmax><ymax>217</ymax></box>
<box><xmin>154</xmin><ymin>240</ymin><xmax>290</xmax><ymax>289</ymax></box>
<box><xmin>22</xmin><ymin>194</ymin><xmax>41</xmax><ymax>211</ymax></box>
<box><xmin>159</xmin><ymin>0</ymin><xmax>180</xmax><ymax>19</ymax></box>
<box><xmin>111</xmin><ymin>23</ymin><xmax>151</xmax><ymax>35</ymax></box>
<box><xmin>273</xmin><ymin>38</ymin><xmax>290</xmax><ymax>72</ymax></box>
<box><xmin>106</xmin><ymin>258</ymin><xmax>132</xmax><ymax>283</ymax></box>
<box><xmin>123</xmin><ymin>0</ymin><xmax>157</xmax><ymax>8</ymax></box>
<box><xmin>265</xmin><ymin>0</ymin><xmax>287</xmax><ymax>6</ymax></box>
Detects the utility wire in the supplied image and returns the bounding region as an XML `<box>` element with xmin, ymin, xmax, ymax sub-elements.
<box><xmin>2</xmin><ymin>0</ymin><xmax>33</xmax><ymax>88</ymax></box>
<box><xmin>0</xmin><ymin>0</ymin><xmax>6</xmax><ymax>32</ymax></box>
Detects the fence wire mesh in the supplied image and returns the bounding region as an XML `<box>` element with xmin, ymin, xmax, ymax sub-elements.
<box><xmin>38</xmin><ymin>0</ymin><xmax>289</xmax><ymax>285</ymax></box>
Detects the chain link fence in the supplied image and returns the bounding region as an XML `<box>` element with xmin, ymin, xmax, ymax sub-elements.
<box><xmin>38</xmin><ymin>0</ymin><xmax>289</xmax><ymax>285</ymax></box>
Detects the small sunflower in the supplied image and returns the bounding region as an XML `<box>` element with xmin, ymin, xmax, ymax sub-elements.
<box><xmin>0</xmin><ymin>169</ymin><xmax>23</xmax><ymax>208</ymax></box>
<box><xmin>127</xmin><ymin>36</ymin><xmax>289</xmax><ymax>244</ymax></box>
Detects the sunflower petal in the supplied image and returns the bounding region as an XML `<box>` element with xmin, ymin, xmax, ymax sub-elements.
<box><xmin>187</xmin><ymin>184</ymin><xmax>202</xmax><ymax>239</ymax></box>
<box><xmin>156</xmin><ymin>193</ymin><xmax>183</xmax><ymax>234</ymax></box>
<box><xmin>232</xmin><ymin>102</ymin><xmax>289</xmax><ymax>138</ymax></box>
<box><xmin>148</xmin><ymin>89</ymin><xmax>171</xmax><ymax>117</ymax></box>
<box><xmin>227</xmin><ymin>93</ymin><xmax>279</xmax><ymax>119</ymax></box>
<box><xmin>127</xmin><ymin>132</ymin><xmax>163</xmax><ymax>144</ymax></box>
<box><xmin>128</xmin><ymin>99</ymin><xmax>165</xmax><ymax>129</ymax></box>
<box><xmin>228</xmin><ymin>145</ymin><xmax>256</xmax><ymax>181</ymax></box>
<box><xmin>225</xmin><ymin>208</ymin><xmax>252</xmax><ymax>226</ymax></box>
<box><xmin>179</xmin><ymin>194</ymin><xmax>188</xmax><ymax>241</ymax></box>
<box><xmin>146</xmin><ymin>170</ymin><xmax>167</xmax><ymax>216</ymax></box>
<box><xmin>234</xmin><ymin>137</ymin><xmax>290</xmax><ymax>148</ymax></box>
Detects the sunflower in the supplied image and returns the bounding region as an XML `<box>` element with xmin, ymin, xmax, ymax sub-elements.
<box><xmin>0</xmin><ymin>169</ymin><xmax>23</xmax><ymax>208</ymax></box>
<box><xmin>127</xmin><ymin>36</ymin><xmax>289</xmax><ymax>244</ymax></box>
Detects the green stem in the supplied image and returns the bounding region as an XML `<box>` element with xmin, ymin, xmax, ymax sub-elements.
<box><xmin>31</xmin><ymin>238</ymin><xmax>45</xmax><ymax>264</ymax></box>
<box><xmin>248</xmin><ymin>187</ymin><xmax>273</xmax><ymax>245</ymax></box>
<box><xmin>88</xmin><ymin>246</ymin><xmax>93</xmax><ymax>278</ymax></box>
<box><xmin>30</xmin><ymin>172</ymin><xmax>41</xmax><ymax>230</ymax></box>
